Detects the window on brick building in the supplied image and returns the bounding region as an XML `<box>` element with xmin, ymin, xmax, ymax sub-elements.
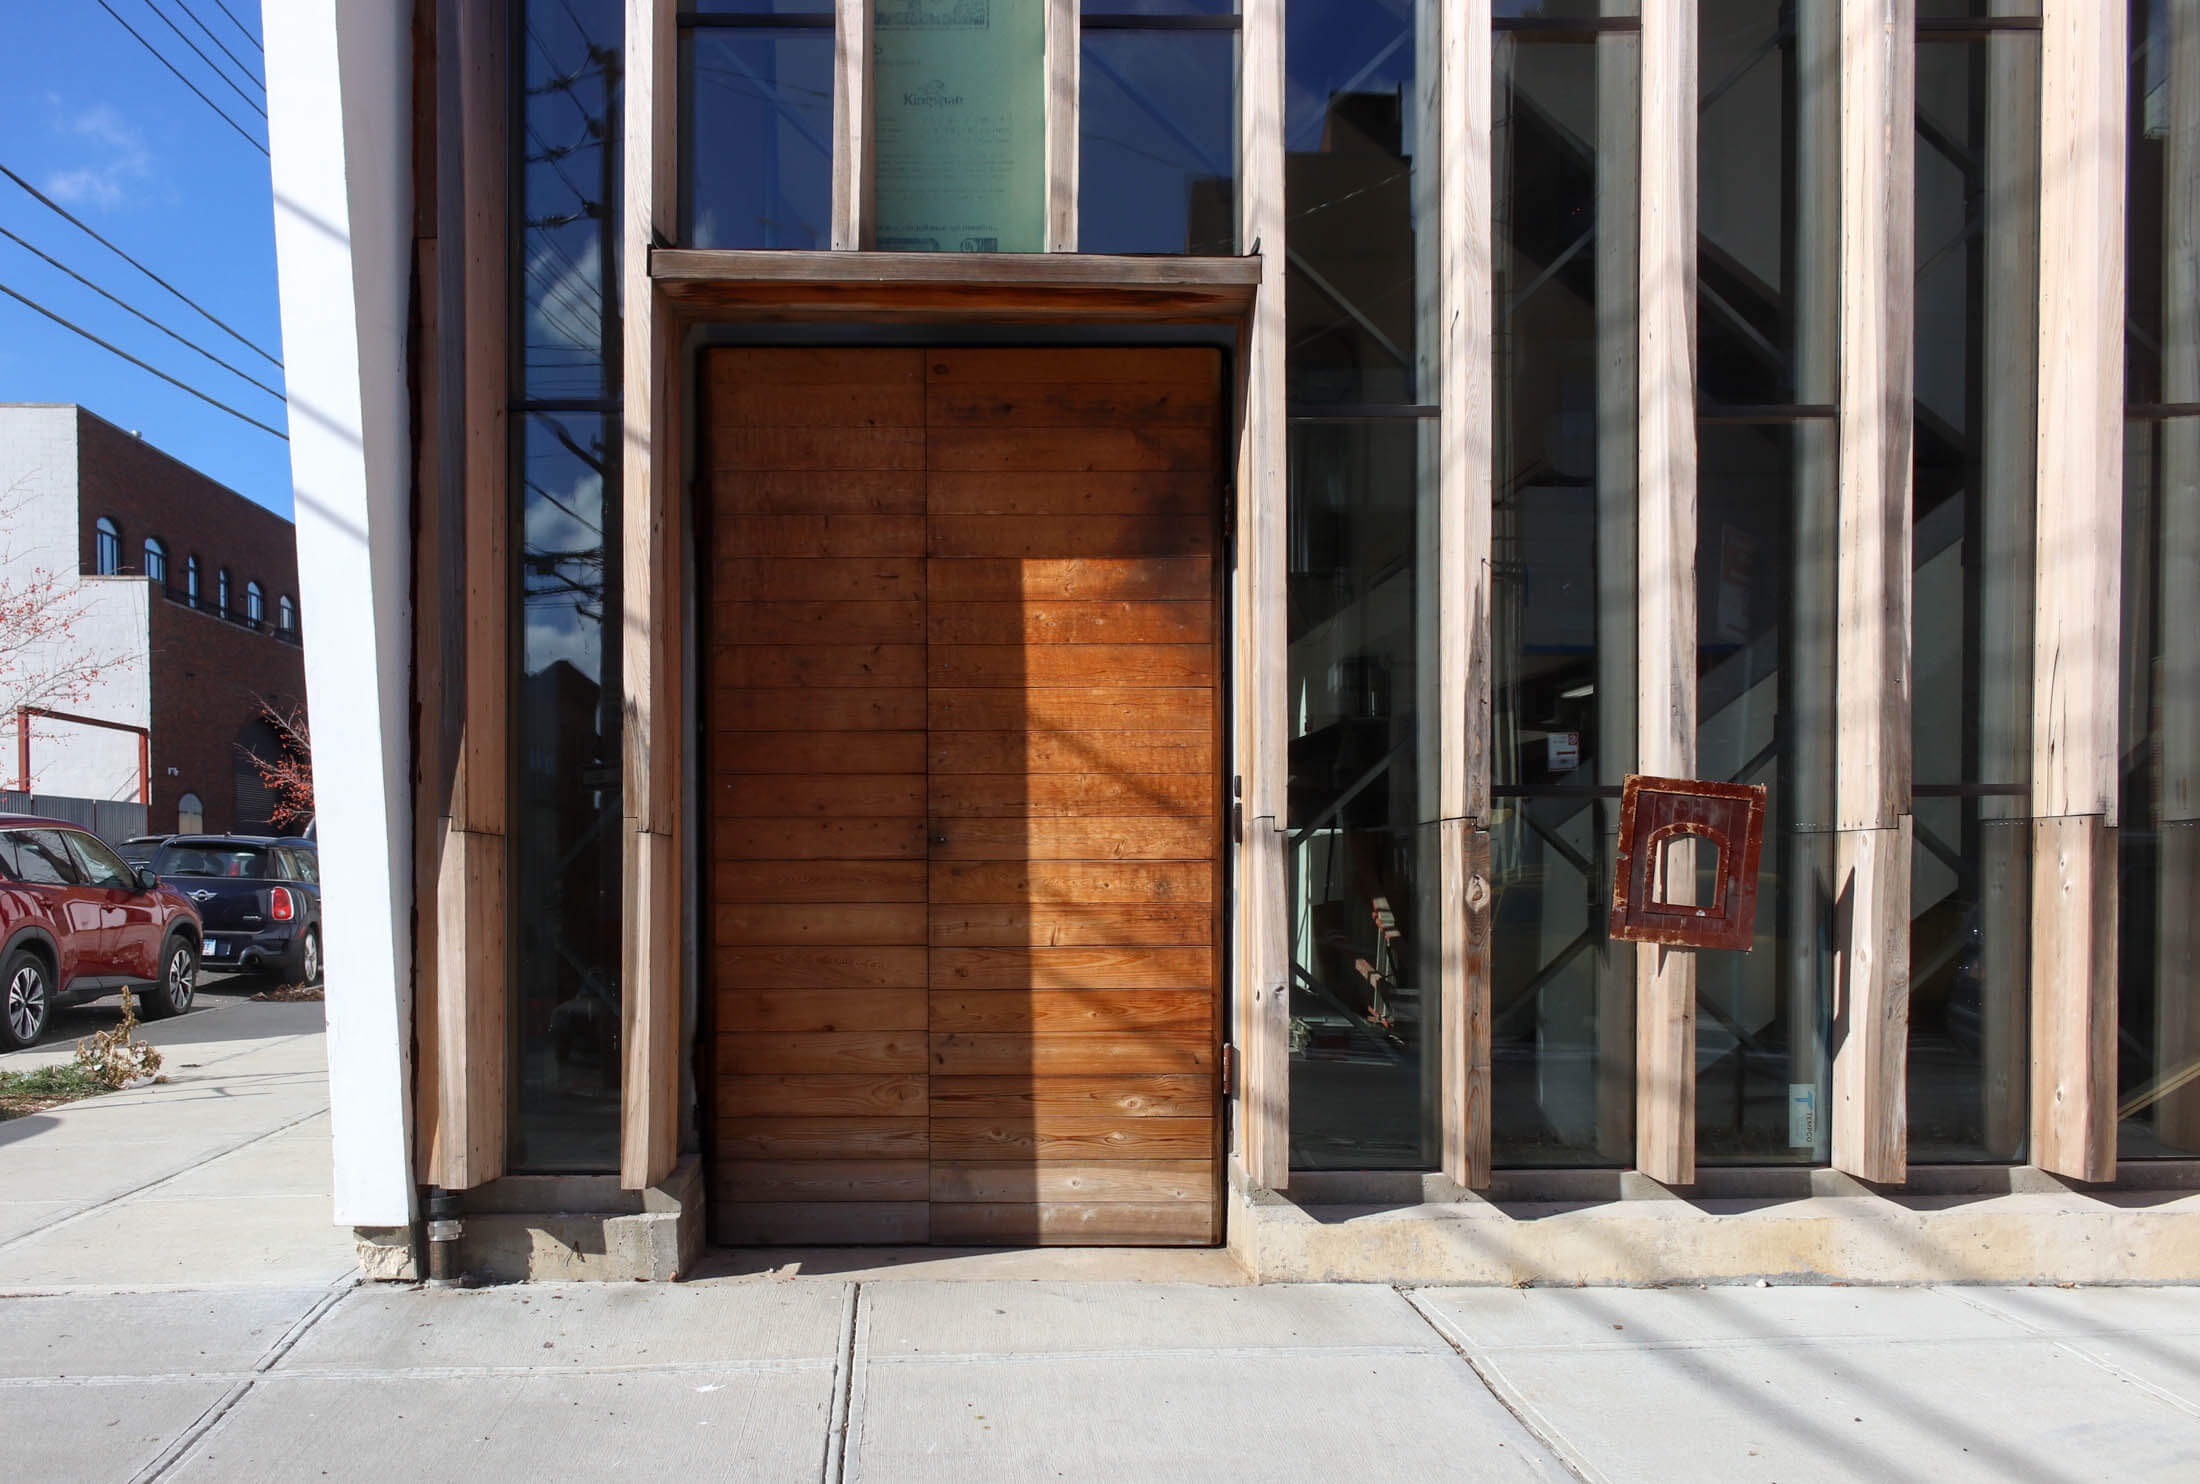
<box><xmin>278</xmin><ymin>595</ymin><xmax>295</xmax><ymax>632</ymax></box>
<box><xmin>245</xmin><ymin>581</ymin><xmax>264</xmax><ymax>625</ymax></box>
<box><xmin>94</xmin><ymin>517</ymin><xmax>121</xmax><ymax>575</ymax></box>
<box><xmin>143</xmin><ymin>538</ymin><xmax>167</xmax><ymax>586</ymax></box>
<box><xmin>186</xmin><ymin>556</ymin><xmax>200</xmax><ymax>607</ymax></box>
<box><xmin>218</xmin><ymin>568</ymin><xmax>231</xmax><ymax>615</ymax></box>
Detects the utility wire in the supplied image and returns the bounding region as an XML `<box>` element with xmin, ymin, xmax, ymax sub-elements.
<box><xmin>143</xmin><ymin>0</ymin><xmax>266</xmax><ymax>118</ymax></box>
<box><xmin>0</xmin><ymin>160</ymin><xmax>282</xmax><ymax>368</ymax></box>
<box><xmin>92</xmin><ymin>0</ymin><xmax>268</xmax><ymax>156</ymax></box>
<box><xmin>0</xmin><ymin>222</ymin><xmax>284</xmax><ymax>401</ymax></box>
<box><xmin>0</xmin><ymin>280</ymin><xmax>287</xmax><ymax>441</ymax></box>
<box><xmin>175</xmin><ymin>0</ymin><xmax>263</xmax><ymax>94</ymax></box>
<box><xmin>209</xmin><ymin>0</ymin><xmax>260</xmax><ymax>54</ymax></box>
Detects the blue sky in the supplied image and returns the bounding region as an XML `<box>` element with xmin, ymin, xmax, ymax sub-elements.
<box><xmin>0</xmin><ymin>2</ymin><xmax>290</xmax><ymax>518</ymax></box>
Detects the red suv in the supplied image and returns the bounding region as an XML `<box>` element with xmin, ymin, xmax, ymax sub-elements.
<box><xmin>0</xmin><ymin>818</ymin><xmax>203</xmax><ymax>1049</ymax></box>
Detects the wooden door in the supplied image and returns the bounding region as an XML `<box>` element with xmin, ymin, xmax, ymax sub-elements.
<box><xmin>707</xmin><ymin>346</ymin><xmax>1224</xmax><ymax>1246</ymax></box>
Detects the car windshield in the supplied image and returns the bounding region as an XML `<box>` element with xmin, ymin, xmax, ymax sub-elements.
<box><xmin>153</xmin><ymin>843</ymin><xmax>275</xmax><ymax>879</ymax></box>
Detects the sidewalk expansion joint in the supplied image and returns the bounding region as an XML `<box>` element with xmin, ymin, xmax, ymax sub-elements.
<box><xmin>1399</xmin><ymin>1287</ymin><xmax>1597</xmax><ymax>1484</ymax></box>
<box><xmin>824</xmin><ymin>1281</ymin><xmax>861</xmax><ymax>1484</ymax></box>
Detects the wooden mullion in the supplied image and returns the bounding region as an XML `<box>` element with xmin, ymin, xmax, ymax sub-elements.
<box><xmin>832</xmin><ymin>0</ymin><xmax>873</xmax><ymax>249</ymax></box>
<box><xmin>1633</xmin><ymin>0</ymin><xmax>1697</xmax><ymax>1187</ymax></box>
<box><xmin>1831</xmin><ymin>0</ymin><xmax>1916</xmax><ymax>1184</ymax></box>
<box><xmin>2029</xmin><ymin>0</ymin><xmax>2126</xmax><ymax>1181</ymax></box>
<box><xmin>1046</xmin><ymin>0</ymin><xmax>1078</xmax><ymax>251</ymax></box>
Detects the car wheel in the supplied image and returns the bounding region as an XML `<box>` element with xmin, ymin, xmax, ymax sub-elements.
<box><xmin>1</xmin><ymin>949</ymin><xmax>51</xmax><ymax>1049</ymax></box>
<box><xmin>138</xmin><ymin>938</ymin><xmax>196</xmax><ymax>1020</ymax></box>
<box><xmin>296</xmin><ymin>928</ymin><xmax>321</xmax><ymax>987</ymax></box>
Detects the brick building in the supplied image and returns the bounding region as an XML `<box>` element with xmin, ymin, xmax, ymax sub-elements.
<box><xmin>0</xmin><ymin>404</ymin><xmax>305</xmax><ymax>835</ymax></box>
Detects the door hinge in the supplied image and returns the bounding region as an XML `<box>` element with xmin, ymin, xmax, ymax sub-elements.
<box><xmin>1221</xmin><ymin>1043</ymin><xmax>1237</xmax><ymax>1095</ymax></box>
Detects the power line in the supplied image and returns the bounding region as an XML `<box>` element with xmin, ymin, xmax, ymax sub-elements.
<box><xmin>0</xmin><ymin>160</ymin><xmax>282</xmax><ymax>368</ymax></box>
<box><xmin>0</xmin><ymin>280</ymin><xmax>287</xmax><ymax>441</ymax></box>
<box><xmin>0</xmin><ymin>221</ymin><xmax>284</xmax><ymax>401</ymax></box>
<box><xmin>92</xmin><ymin>0</ymin><xmax>268</xmax><ymax>156</ymax></box>
<box><xmin>174</xmin><ymin>0</ymin><xmax>263</xmax><ymax>94</ymax></box>
<box><xmin>208</xmin><ymin>0</ymin><xmax>260</xmax><ymax>55</ymax></box>
<box><xmin>142</xmin><ymin>0</ymin><xmax>266</xmax><ymax>118</ymax></box>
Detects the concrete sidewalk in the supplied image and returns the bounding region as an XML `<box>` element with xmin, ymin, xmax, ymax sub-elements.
<box><xmin>4</xmin><ymin>1007</ymin><xmax>2199</xmax><ymax>1482</ymax></box>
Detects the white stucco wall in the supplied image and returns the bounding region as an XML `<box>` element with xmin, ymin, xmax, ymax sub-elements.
<box><xmin>0</xmin><ymin>406</ymin><xmax>153</xmax><ymax>801</ymax></box>
<box><xmin>265</xmin><ymin>0</ymin><xmax>416</xmax><ymax>1228</ymax></box>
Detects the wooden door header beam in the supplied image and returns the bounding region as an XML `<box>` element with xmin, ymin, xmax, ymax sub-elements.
<box><xmin>651</xmin><ymin>249</ymin><xmax>1261</xmax><ymax>322</ymax></box>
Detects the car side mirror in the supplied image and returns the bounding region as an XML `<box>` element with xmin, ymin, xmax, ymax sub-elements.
<box><xmin>136</xmin><ymin>866</ymin><xmax>160</xmax><ymax>892</ymax></box>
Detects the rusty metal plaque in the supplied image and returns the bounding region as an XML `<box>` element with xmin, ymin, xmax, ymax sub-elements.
<box><xmin>1609</xmin><ymin>774</ymin><xmax>1767</xmax><ymax>952</ymax></box>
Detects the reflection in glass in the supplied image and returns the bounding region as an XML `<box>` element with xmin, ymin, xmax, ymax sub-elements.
<box><xmin>1692</xmin><ymin>0</ymin><xmax>1836</xmax><ymax>1163</ymax></box>
<box><xmin>1906</xmin><ymin>33</ymin><xmax>2039</xmax><ymax>1162</ymax></box>
<box><xmin>871</xmin><ymin>0</ymin><xmax>1046</xmax><ymax>252</ymax></box>
<box><xmin>683</xmin><ymin>26</ymin><xmax>833</xmax><ymax>249</ymax></box>
<box><xmin>1284</xmin><ymin>0</ymin><xmax>1425</xmax><ymax>406</ymax></box>
<box><xmin>1079</xmin><ymin>28</ymin><xmax>1237</xmax><ymax>255</ymax></box>
<box><xmin>512</xmin><ymin>0</ymin><xmax>624</xmax><ymax>1172</ymax></box>
<box><xmin>512</xmin><ymin>413</ymin><xmax>625</xmax><ymax>1172</ymax></box>
<box><xmin>2118</xmin><ymin>0</ymin><xmax>2200</xmax><ymax>1159</ymax></box>
<box><xmin>1490</xmin><ymin>21</ymin><xmax>1638</xmax><ymax>1166</ymax></box>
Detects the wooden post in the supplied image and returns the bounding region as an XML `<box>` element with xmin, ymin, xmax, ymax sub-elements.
<box><xmin>1044</xmin><ymin>0</ymin><xmax>1077</xmax><ymax>250</ymax></box>
<box><xmin>427</xmin><ymin>0</ymin><xmax>511</xmax><ymax>1190</ymax></box>
<box><xmin>1592</xmin><ymin>5</ymin><xmax>1641</xmax><ymax>1165</ymax></box>
<box><xmin>1831</xmin><ymin>0</ymin><xmax>1914</xmax><ymax>1184</ymax></box>
<box><xmin>2153</xmin><ymin>0</ymin><xmax>2200</xmax><ymax>1150</ymax></box>
<box><xmin>2030</xmin><ymin>0</ymin><xmax>2125</xmax><ymax>1181</ymax></box>
<box><xmin>1634</xmin><ymin>0</ymin><xmax>1697</xmax><ymax>1187</ymax></box>
<box><xmin>1433</xmin><ymin>0</ymin><xmax>1493</xmax><ymax>1190</ymax></box>
<box><xmin>1233</xmin><ymin>0</ymin><xmax>1288</xmax><ymax>1190</ymax></box>
<box><xmin>832</xmin><ymin>0</ymin><xmax>872</xmax><ymax>249</ymax></box>
<box><xmin>620</xmin><ymin>0</ymin><xmax>682</xmax><ymax>1190</ymax></box>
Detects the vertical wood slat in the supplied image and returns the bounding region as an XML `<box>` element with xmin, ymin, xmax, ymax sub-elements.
<box><xmin>1044</xmin><ymin>0</ymin><xmax>1077</xmax><ymax>251</ymax></box>
<box><xmin>1831</xmin><ymin>0</ymin><xmax>1916</xmax><ymax>1184</ymax></box>
<box><xmin>1633</xmin><ymin>0</ymin><xmax>1697</xmax><ymax>1187</ymax></box>
<box><xmin>1437</xmin><ymin>0</ymin><xmax>1493</xmax><ymax>1188</ymax></box>
<box><xmin>1232</xmin><ymin>0</ymin><xmax>1288</xmax><ymax>1190</ymax></box>
<box><xmin>411</xmin><ymin>1</ymin><xmax>448</xmax><ymax>1182</ymax></box>
<box><xmin>429</xmin><ymin>0</ymin><xmax>511</xmax><ymax>1189</ymax></box>
<box><xmin>621</xmin><ymin>0</ymin><xmax>682</xmax><ymax>1188</ymax></box>
<box><xmin>2030</xmin><ymin>0</ymin><xmax>2126</xmax><ymax>1181</ymax></box>
<box><xmin>832</xmin><ymin>0</ymin><xmax>873</xmax><ymax>249</ymax></box>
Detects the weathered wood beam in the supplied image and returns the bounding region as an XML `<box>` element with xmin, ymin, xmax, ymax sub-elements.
<box><xmin>832</xmin><ymin>0</ymin><xmax>873</xmax><ymax>248</ymax></box>
<box><xmin>1832</xmin><ymin>0</ymin><xmax>1915</xmax><ymax>1184</ymax></box>
<box><xmin>2030</xmin><ymin>0</ymin><xmax>2126</xmax><ymax>1181</ymax></box>
<box><xmin>1045</xmin><ymin>0</ymin><xmax>1077</xmax><ymax>250</ymax></box>
<box><xmin>1634</xmin><ymin>0</ymin><xmax>1698</xmax><ymax>1187</ymax></box>
<box><xmin>620</xmin><ymin>0</ymin><xmax>682</xmax><ymax>1189</ymax></box>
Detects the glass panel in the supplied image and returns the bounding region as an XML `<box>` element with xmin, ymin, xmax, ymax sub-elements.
<box><xmin>1078</xmin><ymin>28</ymin><xmax>1237</xmax><ymax>255</ymax></box>
<box><xmin>1083</xmin><ymin>1</ymin><xmax>1236</xmax><ymax>14</ymax></box>
<box><xmin>1490</xmin><ymin>23</ymin><xmax>1638</xmax><ymax>1166</ymax></box>
<box><xmin>2118</xmin><ymin>0</ymin><xmax>2200</xmax><ymax>1159</ymax></box>
<box><xmin>518</xmin><ymin>0</ymin><xmax>623</xmax><ymax>403</ymax></box>
<box><xmin>511</xmin><ymin>411</ymin><xmax>625</xmax><ymax>1172</ymax></box>
<box><xmin>1284</xmin><ymin>0</ymin><xmax>1426</xmax><ymax>405</ymax></box>
<box><xmin>692</xmin><ymin>1</ymin><xmax>832</xmax><ymax>12</ymax></box>
<box><xmin>1917</xmin><ymin>1</ymin><xmax>2042</xmax><ymax>18</ymax></box>
<box><xmin>683</xmin><ymin>28</ymin><xmax>834</xmax><ymax>249</ymax></box>
<box><xmin>1495</xmin><ymin>1</ymin><xmax>1633</xmax><ymax>19</ymax></box>
<box><xmin>871</xmin><ymin>0</ymin><xmax>1046</xmax><ymax>253</ymax></box>
<box><xmin>1693</xmin><ymin>0</ymin><xmax>1838</xmax><ymax>1164</ymax></box>
<box><xmin>1284</xmin><ymin>419</ymin><xmax>1433</xmax><ymax>1170</ymax></box>
<box><xmin>1905</xmin><ymin>32</ymin><xmax>2039</xmax><ymax>1162</ymax></box>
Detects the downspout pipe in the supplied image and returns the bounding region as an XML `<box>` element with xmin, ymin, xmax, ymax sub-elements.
<box><xmin>423</xmin><ymin>1186</ymin><xmax>463</xmax><ymax>1286</ymax></box>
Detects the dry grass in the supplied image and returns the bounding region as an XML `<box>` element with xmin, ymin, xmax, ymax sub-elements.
<box><xmin>0</xmin><ymin>1064</ymin><xmax>108</xmax><ymax>1120</ymax></box>
<box><xmin>248</xmin><ymin>984</ymin><xmax>324</xmax><ymax>1003</ymax></box>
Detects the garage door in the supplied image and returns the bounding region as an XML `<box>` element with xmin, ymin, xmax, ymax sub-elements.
<box><xmin>705</xmin><ymin>346</ymin><xmax>1224</xmax><ymax>1246</ymax></box>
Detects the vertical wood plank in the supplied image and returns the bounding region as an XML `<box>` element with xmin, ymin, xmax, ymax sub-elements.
<box><xmin>1233</xmin><ymin>0</ymin><xmax>1288</xmax><ymax>1190</ymax></box>
<box><xmin>1831</xmin><ymin>0</ymin><xmax>1915</xmax><ymax>1183</ymax></box>
<box><xmin>1440</xmin><ymin>820</ymin><xmax>1493</xmax><ymax>1187</ymax></box>
<box><xmin>2030</xmin><ymin>0</ymin><xmax>2125</xmax><ymax>1181</ymax></box>
<box><xmin>1832</xmin><ymin>820</ymin><xmax>1911</xmax><ymax>1181</ymax></box>
<box><xmin>435</xmin><ymin>825</ymin><xmax>505</xmax><ymax>1183</ymax></box>
<box><xmin>833</xmin><ymin>0</ymin><xmax>873</xmax><ymax>249</ymax></box>
<box><xmin>620</xmin><ymin>0</ymin><xmax>682</xmax><ymax>1188</ymax></box>
<box><xmin>1044</xmin><ymin>0</ymin><xmax>1077</xmax><ymax>251</ymax></box>
<box><xmin>1633</xmin><ymin>0</ymin><xmax>1697</xmax><ymax>1187</ymax></box>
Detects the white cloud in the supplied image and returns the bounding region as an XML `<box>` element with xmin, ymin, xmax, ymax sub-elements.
<box><xmin>43</xmin><ymin>101</ymin><xmax>153</xmax><ymax>209</ymax></box>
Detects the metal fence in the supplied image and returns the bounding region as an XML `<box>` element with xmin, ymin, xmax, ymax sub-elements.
<box><xmin>0</xmin><ymin>792</ymin><xmax>150</xmax><ymax>846</ymax></box>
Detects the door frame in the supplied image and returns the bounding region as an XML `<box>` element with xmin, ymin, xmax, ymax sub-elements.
<box><xmin>683</xmin><ymin>320</ymin><xmax>1247</xmax><ymax>1244</ymax></box>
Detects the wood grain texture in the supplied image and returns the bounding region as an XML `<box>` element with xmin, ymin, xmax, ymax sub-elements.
<box><xmin>714</xmin><ymin>514</ymin><xmax>927</xmax><ymax>557</ymax></box>
<box><xmin>928</xmin><ymin>817</ymin><xmax>1212</xmax><ymax>861</ymax></box>
<box><xmin>1835</xmin><ymin>0</ymin><xmax>1915</xmax><ymax>833</ymax></box>
<box><xmin>715</xmin><ymin>901</ymin><xmax>929</xmax><ymax>946</ymax></box>
<box><xmin>928</xmin><ymin>1161</ymin><xmax>1211</xmax><ymax>1203</ymax></box>
<box><xmin>930</xmin><ymin>990</ymin><xmax>1210</xmax><ymax>1035</ymax></box>
<box><xmin>721</xmin><ymin>1032</ymin><xmax>929</xmax><ymax>1075</ymax></box>
<box><xmin>715</xmin><ymin>600</ymin><xmax>925</xmax><ymax>645</ymax></box>
<box><xmin>432</xmin><ymin>823</ymin><xmax>503</xmax><ymax>1186</ymax></box>
<box><xmin>714</xmin><ymin>774</ymin><xmax>926</xmax><ymax>819</ymax></box>
<box><xmin>713</xmin><ymin>1119</ymin><xmax>928</xmax><ymax>1161</ymax></box>
<box><xmin>929</xmin><ymin>384</ymin><xmax>1217</xmax><ymax>428</ymax></box>
<box><xmin>927</xmin><ymin>601</ymin><xmax>1211</xmax><ymax>646</ymax></box>
<box><xmin>929</xmin><ymin>644</ymin><xmax>1214</xmax><ymax>687</ymax></box>
<box><xmin>717</xmin><ymin>1075</ymin><xmax>927</xmax><ymax>1119</ymax></box>
<box><xmin>2033</xmin><ymin>1</ymin><xmax>2128</xmax><ymax>820</ymax></box>
<box><xmin>714</xmin><ymin>988</ymin><xmax>929</xmax><ymax>1034</ymax></box>
<box><xmin>926</xmin><ymin>1202</ymin><xmax>1213</xmax><ymax>1245</ymax></box>
<box><xmin>719</xmin><ymin>1160</ymin><xmax>929</xmax><ymax>1202</ymax></box>
<box><xmin>1440</xmin><ymin>0</ymin><xmax>1492</xmax><ymax>827</ymax></box>
<box><xmin>930</xmin><ymin>1075</ymin><xmax>1212</xmax><ymax>1119</ymax></box>
<box><xmin>1831</xmin><ymin>822</ymin><xmax>1911</xmax><ymax>1182</ymax></box>
<box><xmin>930</xmin><ymin>861</ymin><xmax>1212</xmax><ymax>904</ymax></box>
<box><xmin>929</xmin><ymin>1117</ymin><xmax>1212</xmax><ymax>1160</ymax></box>
<box><xmin>928</xmin><ymin>687</ymin><xmax>1210</xmax><ymax>733</ymax></box>
<box><xmin>927</xmin><ymin>515</ymin><xmax>1211</xmax><ymax>559</ymax></box>
<box><xmin>831</xmin><ymin>0</ymin><xmax>871</xmax><ymax>249</ymax></box>
<box><xmin>718</xmin><ymin>1203</ymin><xmax>928</xmax><ymax>1245</ymax></box>
<box><xmin>929</xmin><ymin>1033</ymin><xmax>1213</xmax><ymax>1076</ymax></box>
<box><xmin>928</xmin><ymin>904</ymin><xmax>1213</xmax><ymax>947</ymax></box>
<box><xmin>927</xmin><ymin>471</ymin><xmax>1212</xmax><ymax>516</ymax></box>
<box><xmin>926</xmin><ymin>773</ymin><xmax>1213</xmax><ymax>818</ymax></box>
<box><xmin>2029</xmin><ymin>813</ymin><xmax>2118</xmax><ymax>1180</ymax></box>
<box><xmin>1442</xmin><ymin>822</ymin><xmax>1493</xmax><ymax>1189</ymax></box>
<box><xmin>713</xmin><ymin>558</ymin><xmax>924</xmax><ymax>603</ymax></box>
<box><xmin>714</xmin><ymin>946</ymin><xmax>928</xmax><ymax>990</ymax></box>
<box><xmin>712</xmin><ymin>817</ymin><xmax>926</xmax><ymax>861</ymax></box>
<box><xmin>928</xmin><ymin>730</ymin><xmax>1213</xmax><ymax>775</ymax></box>
<box><xmin>710</xmin><ymin>468</ymin><xmax>925</xmax><ymax>516</ymax></box>
<box><xmin>714</xmin><ymin>688</ymin><xmax>926</xmax><ymax>733</ymax></box>
<box><xmin>930</xmin><ymin>947</ymin><xmax>1212</xmax><ymax>991</ymax></box>
<box><xmin>714</xmin><ymin>732</ymin><xmax>928</xmax><ymax>776</ymax></box>
<box><xmin>1044</xmin><ymin>0</ymin><xmax>1076</xmax><ymax>250</ymax></box>
<box><xmin>714</xmin><ymin>860</ymin><xmax>929</xmax><ymax>904</ymax></box>
<box><xmin>714</xmin><ymin>644</ymin><xmax>926</xmax><ymax>689</ymax></box>
<box><xmin>925</xmin><ymin>558</ymin><xmax>1209</xmax><ymax>602</ymax></box>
